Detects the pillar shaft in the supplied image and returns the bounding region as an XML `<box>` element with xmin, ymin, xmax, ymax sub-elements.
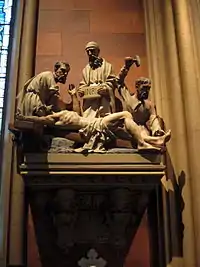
<box><xmin>0</xmin><ymin>1</ymin><xmax>25</xmax><ymax>266</ymax></box>
<box><xmin>143</xmin><ymin>0</ymin><xmax>198</xmax><ymax>266</ymax></box>
<box><xmin>3</xmin><ymin>0</ymin><xmax>39</xmax><ymax>266</ymax></box>
<box><xmin>172</xmin><ymin>1</ymin><xmax>200</xmax><ymax>266</ymax></box>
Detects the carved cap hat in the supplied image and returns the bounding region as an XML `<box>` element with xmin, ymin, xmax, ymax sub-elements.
<box><xmin>85</xmin><ymin>41</ymin><xmax>100</xmax><ymax>51</ymax></box>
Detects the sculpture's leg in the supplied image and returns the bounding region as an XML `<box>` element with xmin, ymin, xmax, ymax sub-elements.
<box><xmin>143</xmin><ymin>130</ymin><xmax>171</xmax><ymax>146</ymax></box>
<box><xmin>103</xmin><ymin>111</ymin><xmax>160</xmax><ymax>149</ymax></box>
<box><xmin>124</xmin><ymin>117</ymin><xmax>159</xmax><ymax>149</ymax></box>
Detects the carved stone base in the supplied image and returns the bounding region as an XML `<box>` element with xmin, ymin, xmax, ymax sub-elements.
<box><xmin>20</xmin><ymin>152</ymin><xmax>165</xmax><ymax>267</ymax></box>
<box><xmin>28</xmin><ymin>186</ymin><xmax>151</xmax><ymax>267</ymax></box>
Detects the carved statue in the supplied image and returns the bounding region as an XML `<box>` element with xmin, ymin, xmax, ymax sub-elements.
<box><xmin>14</xmin><ymin>54</ymin><xmax>171</xmax><ymax>154</ymax></box>
<box><xmin>117</xmin><ymin>68</ymin><xmax>166</xmax><ymax>137</ymax></box>
<box><xmin>16</xmin><ymin>61</ymin><xmax>72</xmax><ymax>117</ymax></box>
<box><xmin>78</xmin><ymin>41</ymin><xmax>116</xmax><ymax>119</ymax></box>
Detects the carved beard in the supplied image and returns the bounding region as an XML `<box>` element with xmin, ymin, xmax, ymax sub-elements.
<box><xmin>137</xmin><ymin>89</ymin><xmax>149</xmax><ymax>101</ymax></box>
<box><xmin>89</xmin><ymin>55</ymin><xmax>103</xmax><ymax>69</ymax></box>
<box><xmin>55</xmin><ymin>74</ymin><xmax>67</xmax><ymax>84</ymax></box>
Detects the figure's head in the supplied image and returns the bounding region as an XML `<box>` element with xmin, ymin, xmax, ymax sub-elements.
<box><xmin>85</xmin><ymin>41</ymin><xmax>101</xmax><ymax>66</ymax></box>
<box><xmin>54</xmin><ymin>61</ymin><xmax>70</xmax><ymax>84</ymax></box>
<box><xmin>135</xmin><ymin>77</ymin><xmax>151</xmax><ymax>101</ymax></box>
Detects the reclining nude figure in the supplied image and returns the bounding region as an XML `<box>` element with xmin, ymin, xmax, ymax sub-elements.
<box><xmin>44</xmin><ymin>110</ymin><xmax>171</xmax><ymax>152</ymax></box>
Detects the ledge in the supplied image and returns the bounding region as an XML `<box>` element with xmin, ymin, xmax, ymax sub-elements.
<box><xmin>19</xmin><ymin>152</ymin><xmax>165</xmax><ymax>189</ymax></box>
<box><xmin>10</xmin><ymin>121</ymin><xmax>166</xmax><ymax>187</ymax></box>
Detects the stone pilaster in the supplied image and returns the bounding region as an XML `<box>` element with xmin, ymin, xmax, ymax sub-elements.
<box><xmin>171</xmin><ymin>1</ymin><xmax>200</xmax><ymax>266</ymax></box>
<box><xmin>0</xmin><ymin>0</ymin><xmax>39</xmax><ymax>266</ymax></box>
<box><xmin>143</xmin><ymin>0</ymin><xmax>199</xmax><ymax>266</ymax></box>
<box><xmin>0</xmin><ymin>1</ymin><xmax>25</xmax><ymax>266</ymax></box>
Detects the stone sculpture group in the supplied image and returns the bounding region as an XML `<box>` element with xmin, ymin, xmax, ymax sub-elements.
<box><xmin>16</xmin><ymin>41</ymin><xmax>171</xmax><ymax>153</ymax></box>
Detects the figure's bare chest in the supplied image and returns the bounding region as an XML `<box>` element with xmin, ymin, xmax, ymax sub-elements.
<box><xmin>132</xmin><ymin>104</ymin><xmax>150</xmax><ymax>125</ymax></box>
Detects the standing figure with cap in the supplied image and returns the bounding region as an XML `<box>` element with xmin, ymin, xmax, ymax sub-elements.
<box><xmin>78</xmin><ymin>41</ymin><xmax>116</xmax><ymax>119</ymax></box>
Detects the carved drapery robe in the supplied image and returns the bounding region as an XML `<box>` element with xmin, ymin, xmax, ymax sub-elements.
<box><xmin>17</xmin><ymin>71</ymin><xmax>60</xmax><ymax>116</ymax></box>
<box><xmin>79</xmin><ymin>59</ymin><xmax>116</xmax><ymax>119</ymax></box>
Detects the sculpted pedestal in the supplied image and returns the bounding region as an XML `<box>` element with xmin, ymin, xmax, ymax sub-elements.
<box><xmin>11</xmin><ymin>122</ymin><xmax>167</xmax><ymax>267</ymax></box>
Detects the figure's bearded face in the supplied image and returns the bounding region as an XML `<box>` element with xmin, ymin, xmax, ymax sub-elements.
<box><xmin>137</xmin><ymin>85</ymin><xmax>151</xmax><ymax>100</ymax></box>
<box><xmin>86</xmin><ymin>48</ymin><xmax>100</xmax><ymax>64</ymax></box>
<box><xmin>86</xmin><ymin>48</ymin><xmax>102</xmax><ymax>69</ymax></box>
<box><xmin>54</xmin><ymin>66</ymin><xmax>69</xmax><ymax>84</ymax></box>
<box><xmin>86</xmin><ymin>47</ymin><xmax>99</xmax><ymax>59</ymax></box>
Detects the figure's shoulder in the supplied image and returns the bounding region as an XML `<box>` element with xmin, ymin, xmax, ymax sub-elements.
<box><xmin>36</xmin><ymin>71</ymin><xmax>54</xmax><ymax>82</ymax></box>
<box><xmin>82</xmin><ymin>64</ymin><xmax>90</xmax><ymax>71</ymax></box>
<box><xmin>84</xmin><ymin>63</ymin><xmax>90</xmax><ymax>69</ymax></box>
<box><xmin>102</xmin><ymin>58</ymin><xmax>112</xmax><ymax>66</ymax></box>
<box><xmin>102</xmin><ymin>59</ymin><xmax>114</xmax><ymax>72</ymax></box>
<box><xmin>38</xmin><ymin>71</ymin><xmax>53</xmax><ymax>77</ymax></box>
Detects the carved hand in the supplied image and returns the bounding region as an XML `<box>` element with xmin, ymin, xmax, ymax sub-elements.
<box><xmin>124</xmin><ymin>57</ymin><xmax>134</xmax><ymax>69</ymax></box>
<box><xmin>68</xmin><ymin>84</ymin><xmax>76</xmax><ymax>96</ymax></box>
<box><xmin>77</xmin><ymin>88</ymin><xmax>85</xmax><ymax>97</ymax></box>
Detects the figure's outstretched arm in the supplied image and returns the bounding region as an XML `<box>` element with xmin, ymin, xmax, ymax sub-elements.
<box><xmin>55</xmin><ymin>94</ymin><xmax>68</xmax><ymax>111</ymax></box>
<box><xmin>147</xmin><ymin>101</ymin><xmax>165</xmax><ymax>136</ymax></box>
<box><xmin>116</xmin><ymin>56</ymin><xmax>140</xmax><ymax>112</ymax></box>
<box><xmin>47</xmin><ymin>84</ymin><xmax>67</xmax><ymax>111</ymax></box>
<box><xmin>47</xmin><ymin>111</ymin><xmax>64</xmax><ymax>119</ymax></box>
<box><xmin>68</xmin><ymin>84</ymin><xmax>81</xmax><ymax>115</ymax></box>
<box><xmin>117</xmin><ymin>56</ymin><xmax>140</xmax><ymax>86</ymax></box>
<box><xmin>52</xmin><ymin>84</ymin><xmax>81</xmax><ymax>114</ymax></box>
